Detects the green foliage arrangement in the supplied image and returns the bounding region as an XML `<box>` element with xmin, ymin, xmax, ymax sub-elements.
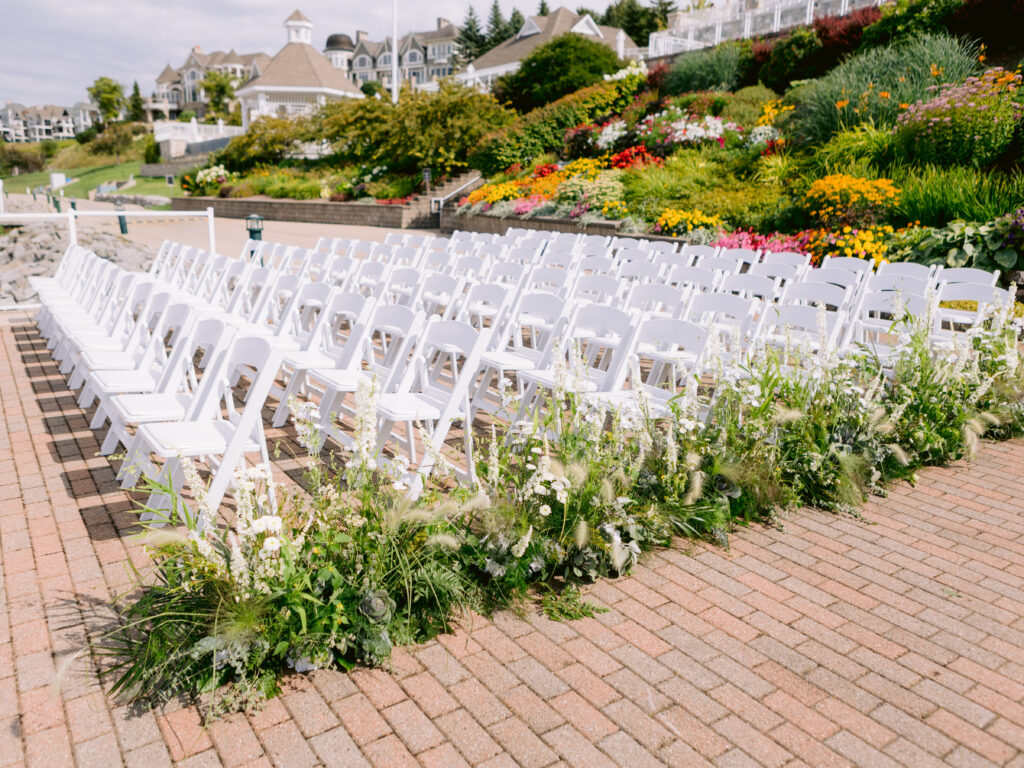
<box><xmin>493</xmin><ymin>34</ymin><xmax>624</xmax><ymax>113</ymax></box>
<box><xmin>99</xmin><ymin>306</ymin><xmax>1024</xmax><ymax>710</ymax></box>
<box><xmin>216</xmin><ymin>117</ymin><xmax>304</xmax><ymax>171</ymax></box>
<box><xmin>893</xmin><ymin>165</ymin><xmax>1024</xmax><ymax>226</ymax></box>
<box><xmin>143</xmin><ymin>135</ymin><xmax>161</xmax><ymax>164</ymax></box>
<box><xmin>790</xmin><ymin>33</ymin><xmax>978</xmax><ymax>145</ymax></box>
<box><xmin>890</xmin><ymin>207</ymin><xmax>1024</xmax><ymax>272</ymax></box>
<box><xmin>87</xmin><ymin>76</ymin><xmax>124</xmax><ymax>123</ymax></box>
<box><xmin>721</xmin><ymin>85</ymin><xmax>778</xmax><ymax>127</ymax></box>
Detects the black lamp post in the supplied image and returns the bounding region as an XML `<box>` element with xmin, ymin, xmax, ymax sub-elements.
<box><xmin>246</xmin><ymin>214</ymin><xmax>264</xmax><ymax>241</ymax></box>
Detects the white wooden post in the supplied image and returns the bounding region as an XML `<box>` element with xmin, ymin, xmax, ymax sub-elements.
<box><xmin>391</xmin><ymin>0</ymin><xmax>400</xmax><ymax>104</ymax></box>
<box><xmin>67</xmin><ymin>211</ymin><xmax>77</xmax><ymax>246</ymax></box>
<box><xmin>206</xmin><ymin>206</ymin><xmax>216</xmax><ymax>256</ymax></box>
<box><xmin>773</xmin><ymin>5</ymin><xmax>782</xmax><ymax>31</ymax></box>
<box><xmin>806</xmin><ymin>0</ymin><xmax>814</xmax><ymax>24</ymax></box>
<box><xmin>714</xmin><ymin>21</ymin><xmax>723</xmax><ymax>44</ymax></box>
<box><xmin>743</xmin><ymin>12</ymin><xmax>752</xmax><ymax>38</ymax></box>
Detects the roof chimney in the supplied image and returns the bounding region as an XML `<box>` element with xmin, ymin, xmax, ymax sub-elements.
<box><xmin>437</xmin><ymin>17</ymin><xmax>450</xmax><ymax>29</ymax></box>
<box><xmin>356</xmin><ymin>30</ymin><xmax>369</xmax><ymax>42</ymax></box>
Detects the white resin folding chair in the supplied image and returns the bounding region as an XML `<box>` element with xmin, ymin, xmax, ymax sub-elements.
<box><xmin>933</xmin><ymin>282</ymin><xmax>1013</xmax><ymax>335</ymax></box>
<box><xmin>783</xmin><ymin>281</ymin><xmax>852</xmax><ymax>313</ymax></box>
<box><xmin>667</xmin><ymin>265</ymin><xmax>720</xmax><ymax>295</ymax></box>
<box><xmin>801</xmin><ymin>267</ymin><xmax>863</xmax><ymax>294</ymax></box>
<box><xmin>685</xmin><ymin>293</ymin><xmax>760</xmax><ymax>360</ymax></box>
<box><xmin>843</xmin><ymin>291</ymin><xmax>930</xmax><ymax>365</ymax></box>
<box><xmin>821</xmin><ymin>256</ymin><xmax>874</xmax><ymax>275</ymax></box>
<box><xmin>102</xmin><ymin>317</ymin><xmax>237</xmax><ymax>458</ymax></box>
<box><xmin>373</xmin><ymin>318</ymin><xmax>492</xmax><ymax>496</ymax></box>
<box><xmin>586</xmin><ymin>317</ymin><xmax>708</xmax><ymax>418</ymax></box>
<box><xmin>717</xmin><ymin>248</ymin><xmax>761</xmax><ymax>271</ymax></box>
<box><xmin>695</xmin><ymin>254</ymin><xmax>743</xmax><ymax>275</ymax></box>
<box><xmin>681</xmin><ymin>244</ymin><xmax>719</xmax><ymax>261</ymax></box>
<box><xmin>450</xmin><ymin>282</ymin><xmax>513</xmax><ymax>332</ymax></box>
<box><xmin>526</xmin><ymin>267</ymin><xmax>571</xmax><ymax>296</ymax></box>
<box><xmin>617</xmin><ymin>260</ymin><xmax>662</xmax><ymax>285</ymax></box>
<box><xmin>720</xmin><ymin>273</ymin><xmax>780</xmax><ymax>303</ymax></box>
<box><xmin>471</xmin><ymin>292</ymin><xmax>569</xmax><ymax>415</ymax></box>
<box><xmin>762</xmin><ymin>250</ymin><xmax>811</xmax><ymax>270</ymax></box>
<box><xmin>749</xmin><ymin>261</ymin><xmax>802</xmax><ymax>284</ymax></box>
<box><xmin>517</xmin><ymin>304</ymin><xmax>639</xmax><ymax>416</ymax></box>
<box><xmin>571</xmin><ymin>274</ymin><xmax>622</xmax><ymax>306</ymax></box>
<box><xmin>131</xmin><ymin>335</ymin><xmax>284</xmax><ymax>520</ymax></box>
<box><xmin>759</xmin><ymin>302</ymin><xmax>845</xmax><ymax>358</ymax></box>
<box><xmin>625</xmin><ymin>283</ymin><xmax>687</xmax><ymax>318</ymax></box>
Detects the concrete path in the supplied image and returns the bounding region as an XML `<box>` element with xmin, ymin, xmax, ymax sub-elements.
<box><xmin>3</xmin><ymin>308</ymin><xmax>1024</xmax><ymax>767</ymax></box>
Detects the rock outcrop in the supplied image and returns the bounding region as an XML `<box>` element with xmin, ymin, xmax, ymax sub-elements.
<box><xmin>0</xmin><ymin>223</ymin><xmax>152</xmax><ymax>305</ymax></box>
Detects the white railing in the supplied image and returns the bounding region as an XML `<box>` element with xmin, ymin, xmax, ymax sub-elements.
<box><xmin>649</xmin><ymin>0</ymin><xmax>885</xmax><ymax>56</ymax></box>
<box><xmin>152</xmin><ymin>119</ymin><xmax>244</xmax><ymax>145</ymax></box>
<box><xmin>0</xmin><ymin>208</ymin><xmax>218</xmax><ymax>258</ymax></box>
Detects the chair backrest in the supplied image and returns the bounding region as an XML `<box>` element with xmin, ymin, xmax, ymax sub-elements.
<box><xmin>762</xmin><ymin>251</ymin><xmax>810</xmax><ymax>269</ymax></box>
<box><xmin>801</xmin><ymin>267</ymin><xmax>862</xmax><ymax>292</ymax></box>
<box><xmin>720</xmin><ymin>273</ymin><xmax>779</xmax><ymax>302</ymax></box>
<box><xmin>668</xmin><ymin>265</ymin><xmax>719</xmax><ymax>292</ymax></box>
<box><xmin>631</xmin><ymin>317</ymin><xmax>709</xmax><ymax>389</ymax></box>
<box><xmin>626</xmin><ymin>283</ymin><xmax>686</xmax><ymax>317</ymax></box>
<box><xmin>528</xmin><ymin>267</ymin><xmax>571</xmax><ymax>295</ymax></box>
<box><xmin>153</xmin><ymin>314</ymin><xmax>235</xmax><ymax>395</ymax></box>
<box><xmin>505</xmin><ymin>246</ymin><xmax>541</xmax><ymax>265</ymax></box>
<box><xmin>821</xmin><ymin>256</ymin><xmax>873</xmax><ymax>274</ymax></box>
<box><xmin>361</xmin><ymin>304</ymin><xmax>426</xmax><ymax>390</ymax></box>
<box><xmin>696</xmin><ymin>255</ymin><xmax>743</xmax><ymax>275</ymax></box>
<box><xmin>749</xmin><ymin>261</ymin><xmax>800</xmax><ymax>283</ymax></box>
<box><xmin>642</xmin><ymin>240</ymin><xmax>677</xmax><ymax>254</ymax></box>
<box><xmin>934</xmin><ymin>283</ymin><xmax>1012</xmax><ymax>329</ymax></box>
<box><xmin>761</xmin><ymin>303</ymin><xmax>843</xmax><ymax>351</ymax></box>
<box><xmin>718</xmin><ymin>248</ymin><xmax>761</xmax><ymax>266</ymax></box>
<box><xmin>275</xmin><ymin>280</ymin><xmax>333</xmax><ymax>342</ymax></box>
<box><xmin>617</xmin><ymin>261</ymin><xmax>662</xmax><ymax>284</ymax></box>
<box><xmin>395</xmin><ymin>319</ymin><xmax>488</xmax><ymax>411</ymax></box>
<box><xmin>224</xmin><ymin>266</ymin><xmax>273</xmax><ymax>316</ymax></box>
<box><xmin>572</xmin><ymin>274</ymin><xmax>621</xmax><ymax>305</ymax></box>
<box><xmin>864</xmin><ymin>272</ymin><xmax>929</xmax><ymax>296</ymax></box>
<box><xmin>541</xmin><ymin>250</ymin><xmax>576</xmax><ymax>270</ymax></box>
<box><xmin>452</xmin><ymin>282</ymin><xmax>511</xmax><ymax>330</ymax></box>
<box><xmin>877</xmin><ymin>261</ymin><xmax>933</xmax><ymax>282</ymax></box>
<box><xmin>938</xmin><ymin>267</ymin><xmax>999</xmax><ymax>287</ymax></box>
<box><xmin>559</xmin><ymin>304</ymin><xmax>638</xmax><ymax>390</ymax></box>
<box><xmin>681</xmin><ymin>244</ymin><xmax>718</xmax><ymax>261</ymax></box>
<box><xmin>783</xmin><ymin>281</ymin><xmax>850</xmax><ymax>311</ymax></box>
<box><xmin>578</xmin><ymin>255</ymin><xmax>616</xmax><ymax>275</ymax></box>
<box><xmin>686</xmin><ymin>292</ymin><xmax>756</xmax><ymax>336</ymax></box>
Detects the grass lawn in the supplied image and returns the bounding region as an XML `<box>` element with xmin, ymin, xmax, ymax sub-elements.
<box><xmin>2</xmin><ymin>161</ymin><xmax>183</xmax><ymax>201</ymax></box>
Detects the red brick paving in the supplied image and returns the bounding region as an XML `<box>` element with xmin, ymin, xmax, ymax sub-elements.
<box><xmin>4</xmin><ymin>310</ymin><xmax>1024</xmax><ymax>767</ymax></box>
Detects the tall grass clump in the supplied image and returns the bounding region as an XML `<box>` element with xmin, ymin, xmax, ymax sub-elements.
<box><xmin>792</xmin><ymin>33</ymin><xmax>978</xmax><ymax>145</ymax></box>
<box><xmin>662</xmin><ymin>41</ymin><xmax>743</xmax><ymax>95</ymax></box>
<box><xmin>893</xmin><ymin>164</ymin><xmax>1024</xmax><ymax>225</ymax></box>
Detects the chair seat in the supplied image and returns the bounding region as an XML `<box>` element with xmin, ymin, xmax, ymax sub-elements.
<box><xmin>109</xmin><ymin>393</ymin><xmax>191</xmax><ymax>424</ymax></box>
<box><xmin>377</xmin><ymin>393</ymin><xmax>444</xmax><ymax>421</ymax></box>
<box><xmin>78</xmin><ymin>349</ymin><xmax>138</xmax><ymax>371</ymax></box>
<box><xmin>480</xmin><ymin>350</ymin><xmax>538</xmax><ymax>372</ymax></box>
<box><xmin>283</xmin><ymin>349</ymin><xmax>338</xmax><ymax>370</ymax></box>
<box><xmin>138</xmin><ymin>420</ymin><xmax>261</xmax><ymax>459</ymax></box>
<box><xmin>585</xmin><ymin>389</ymin><xmax>671</xmax><ymax>417</ymax></box>
<box><xmin>308</xmin><ymin>367</ymin><xmax>368</xmax><ymax>390</ymax></box>
<box><xmin>90</xmin><ymin>369</ymin><xmax>158</xmax><ymax>395</ymax></box>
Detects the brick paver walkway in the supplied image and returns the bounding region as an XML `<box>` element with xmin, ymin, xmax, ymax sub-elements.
<box><xmin>3</xmin><ymin>309</ymin><xmax>1024</xmax><ymax>768</ymax></box>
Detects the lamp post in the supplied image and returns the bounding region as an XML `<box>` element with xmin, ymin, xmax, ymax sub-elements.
<box><xmin>245</xmin><ymin>214</ymin><xmax>264</xmax><ymax>241</ymax></box>
<box><xmin>391</xmin><ymin>0</ymin><xmax>399</xmax><ymax>104</ymax></box>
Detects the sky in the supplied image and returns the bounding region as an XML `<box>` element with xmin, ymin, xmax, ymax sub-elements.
<box><xmin>1</xmin><ymin>0</ymin><xmax>616</xmax><ymax>107</ymax></box>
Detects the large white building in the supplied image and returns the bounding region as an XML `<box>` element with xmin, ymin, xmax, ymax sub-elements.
<box><xmin>236</xmin><ymin>11</ymin><xmax>363</xmax><ymax>129</ymax></box>
<box><xmin>0</xmin><ymin>102</ymin><xmax>98</xmax><ymax>143</ymax></box>
<box><xmin>151</xmin><ymin>46</ymin><xmax>270</xmax><ymax>120</ymax></box>
<box><xmin>341</xmin><ymin>19</ymin><xmax>461</xmax><ymax>89</ymax></box>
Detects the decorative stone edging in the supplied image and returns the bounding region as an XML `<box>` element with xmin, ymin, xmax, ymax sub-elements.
<box><xmin>172</xmin><ymin>195</ymin><xmax>436</xmax><ymax>229</ymax></box>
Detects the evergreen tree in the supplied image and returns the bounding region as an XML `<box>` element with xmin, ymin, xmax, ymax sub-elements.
<box><xmin>600</xmin><ymin>0</ymin><xmax>658</xmax><ymax>45</ymax></box>
<box><xmin>485</xmin><ymin>0</ymin><xmax>511</xmax><ymax>50</ymax></box>
<box><xmin>538</xmin><ymin>0</ymin><xmax>550</xmax><ymax>14</ymax></box>
<box><xmin>127</xmin><ymin>81</ymin><xmax>146</xmax><ymax>122</ymax></box>
<box><xmin>456</xmin><ymin>5</ymin><xmax>487</xmax><ymax>64</ymax></box>
<box><xmin>650</xmin><ymin>0</ymin><xmax>678</xmax><ymax>29</ymax></box>
<box><xmin>508</xmin><ymin>8</ymin><xmax>526</xmax><ymax>34</ymax></box>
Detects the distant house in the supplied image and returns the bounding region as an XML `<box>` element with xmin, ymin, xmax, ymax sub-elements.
<box><xmin>236</xmin><ymin>10</ymin><xmax>363</xmax><ymax>129</ymax></box>
<box><xmin>151</xmin><ymin>45</ymin><xmax>271</xmax><ymax>120</ymax></box>
<box><xmin>457</xmin><ymin>7</ymin><xmax>635</xmax><ymax>91</ymax></box>
<box><xmin>343</xmin><ymin>18</ymin><xmax>460</xmax><ymax>89</ymax></box>
<box><xmin>0</xmin><ymin>102</ymin><xmax>98</xmax><ymax>143</ymax></box>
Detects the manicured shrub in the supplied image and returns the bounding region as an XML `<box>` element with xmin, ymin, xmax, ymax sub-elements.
<box><xmin>492</xmin><ymin>34</ymin><xmax>624</xmax><ymax>113</ymax></box>
<box><xmin>894</xmin><ymin>68</ymin><xmax>1023</xmax><ymax>167</ymax></box>
<box><xmin>760</xmin><ymin>28</ymin><xmax>825</xmax><ymax>92</ymax></box>
<box><xmin>790</xmin><ymin>33</ymin><xmax>979</xmax><ymax>145</ymax></box>
<box><xmin>143</xmin><ymin>135</ymin><xmax>160</xmax><ymax>164</ymax></box>
<box><xmin>891</xmin><ymin>210</ymin><xmax>1024</xmax><ymax>273</ymax></box>
<box><xmin>860</xmin><ymin>0</ymin><xmax>963</xmax><ymax>49</ymax></box>
<box><xmin>469</xmin><ymin>75</ymin><xmax>645</xmax><ymax>174</ymax></box>
<box><xmin>721</xmin><ymin>85</ymin><xmax>778</xmax><ymax>127</ymax></box>
<box><xmin>892</xmin><ymin>164</ymin><xmax>1024</xmax><ymax>226</ymax></box>
<box><xmin>662</xmin><ymin>41</ymin><xmax>743</xmax><ymax>95</ymax></box>
<box><xmin>217</xmin><ymin>117</ymin><xmax>306</xmax><ymax>172</ymax></box>
<box><xmin>812</xmin><ymin>123</ymin><xmax>897</xmax><ymax>173</ymax></box>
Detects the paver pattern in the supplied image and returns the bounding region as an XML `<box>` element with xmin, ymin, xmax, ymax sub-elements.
<box><xmin>3</xmin><ymin>308</ymin><xmax>1024</xmax><ymax>768</ymax></box>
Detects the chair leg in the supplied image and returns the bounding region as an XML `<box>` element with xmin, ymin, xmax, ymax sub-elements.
<box><xmin>272</xmin><ymin>368</ymin><xmax>306</xmax><ymax>427</ymax></box>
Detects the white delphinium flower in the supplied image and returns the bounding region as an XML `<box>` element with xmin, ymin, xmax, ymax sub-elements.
<box><xmin>511</xmin><ymin>526</ymin><xmax>533</xmax><ymax>558</ymax></box>
<box><xmin>226</xmin><ymin>531</ymin><xmax>250</xmax><ymax>592</ymax></box>
<box><xmin>418</xmin><ymin>421</ymin><xmax>457</xmax><ymax>480</ymax></box>
<box><xmin>664</xmin><ymin>423</ymin><xmax>678</xmax><ymax>473</ymax></box>
<box><xmin>193</xmin><ymin>536</ymin><xmax>227</xmax><ymax>571</ymax></box>
<box><xmin>550</xmin><ymin>337</ymin><xmax>568</xmax><ymax>401</ymax></box>
<box><xmin>288</xmin><ymin>395</ymin><xmax>325</xmax><ymax>456</ymax></box>
<box><xmin>345</xmin><ymin>376</ymin><xmax>380</xmax><ymax>487</ymax></box>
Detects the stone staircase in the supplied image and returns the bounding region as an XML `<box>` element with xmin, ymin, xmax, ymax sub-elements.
<box><xmin>405</xmin><ymin>171</ymin><xmax>484</xmax><ymax>228</ymax></box>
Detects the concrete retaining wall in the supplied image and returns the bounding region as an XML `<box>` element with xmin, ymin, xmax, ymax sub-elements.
<box><xmin>172</xmin><ymin>196</ymin><xmax>437</xmax><ymax>229</ymax></box>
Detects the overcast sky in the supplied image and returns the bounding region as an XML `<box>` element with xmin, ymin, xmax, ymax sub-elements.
<box><xmin>1</xmin><ymin>0</ymin><xmax>618</xmax><ymax>107</ymax></box>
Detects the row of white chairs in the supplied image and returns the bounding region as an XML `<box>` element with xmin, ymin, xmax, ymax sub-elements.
<box><xmin>32</xmin><ymin>226</ymin><xmax>1012</xmax><ymax>521</ymax></box>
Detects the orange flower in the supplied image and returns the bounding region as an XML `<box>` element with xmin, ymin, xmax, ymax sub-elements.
<box><xmin>878</xmin><ymin>91</ymin><xmax>890</xmax><ymax>99</ymax></box>
<box><xmin>899</xmin><ymin>102</ymin><xmax>909</xmax><ymax>109</ymax></box>
<box><xmin>836</xmin><ymin>99</ymin><xmax>850</xmax><ymax>109</ymax></box>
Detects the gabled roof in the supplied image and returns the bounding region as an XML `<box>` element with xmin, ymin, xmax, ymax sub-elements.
<box><xmin>416</xmin><ymin>22</ymin><xmax>459</xmax><ymax>42</ymax></box>
<box><xmin>467</xmin><ymin>7</ymin><xmax>634</xmax><ymax>72</ymax></box>
<box><xmin>156</xmin><ymin>64</ymin><xmax>178</xmax><ymax>84</ymax></box>
<box><xmin>220</xmin><ymin>49</ymin><xmax>245</xmax><ymax>65</ymax></box>
<box><xmin>237</xmin><ymin>41</ymin><xmax>363</xmax><ymax>95</ymax></box>
<box><xmin>286</xmin><ymin>9</ymin><xmax>311</xmax><ymax>23</ymax></box>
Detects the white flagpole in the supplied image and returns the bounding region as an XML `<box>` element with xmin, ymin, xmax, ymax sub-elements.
<box><xmin>391</xmin><ymin>0</ymin><xmax>400</xmax><ymax>103</ymax></box>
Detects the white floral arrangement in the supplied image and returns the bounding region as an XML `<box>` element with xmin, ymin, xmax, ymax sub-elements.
<box><xmin>195</xmin><ymin>164</ymin><xmax>230</xmax><ymax>186</ymax></box>
<box><xmin>638</xmin><ymin>110</ymin><xmax>743</xmax><ymax>146</ymax></box>
<box><xmin>747</xmin><ymin>124</ymin><xmax>782</xmax><ymax>147</ymax></box>
<box><xmin>596</xmin><ymin>120</ymin><xmax>628</xmax><ymax>150</ymax></box>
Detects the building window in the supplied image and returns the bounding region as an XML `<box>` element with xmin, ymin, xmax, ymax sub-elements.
<box><xmin>355</xmin><ymin>55</ymin><xmax>370</xmax><ymax>68</ymax></box>
<box><xmin>379</xmin><ymin>53</ymin><xmax>391</xmax><ymax>66</ymax></box>
<box><xmin>406</xmin><ymin>50</ymin><xmax>421</xmax><ymax>64</ymax></box>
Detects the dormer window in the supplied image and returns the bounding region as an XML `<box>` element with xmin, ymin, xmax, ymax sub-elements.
<box><xmin>517</xmin><ymin>18</ymin><xmax>542</xmax><ymax>38</ymax></box>
<box><xmin>406</xmin><ymin>50</ymin><xmax>421</xmax><ymax>64</ymax></box>
<box><xmin>379</xmin><ymin>53</ymin><xmax>391</xmax><ymax>66</ymax></box>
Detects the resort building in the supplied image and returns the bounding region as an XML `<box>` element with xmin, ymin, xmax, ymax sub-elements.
<box><xmin>151</xmin><ymin>46</ymin><xmax>270</xmax><ymax>120</ymax></box>
<box><xmin>456</xmin><ymin>7</ymin><xmax>637</xmax><ymax>91</ymax></box>
<box><xmin>0</xmin><ymin>102</ymin><xmax>99</xmax><ymax>143</ymax></box>
<box><xmin>236</xmin><ymin>11</ymin><xmax>363</xmax><ymax>129</ymax></box>
<box><xmin>340</xmin><ymin>19</ymin><xmax>461</xmax><ymax>88</ymax></box>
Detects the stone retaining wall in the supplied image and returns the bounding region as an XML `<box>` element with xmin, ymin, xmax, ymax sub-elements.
<box><xmin>139</xmin><ymin>154</ymin><xmax>211</xmax><ymax>178</ymax></box>
<box><xmin>441</xmin><ymin>208</ymin><xmax>682</xmax><ymax>244</ymax></box>
<box><xmin>94</xmin><ymin>193</ymin><xmax>172</xmax><ymax>208</ymax></box>
<box><xmin>172</xmin><ymin>196</ymin><xmax>437</xmax><ymax>229</ymax></box>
